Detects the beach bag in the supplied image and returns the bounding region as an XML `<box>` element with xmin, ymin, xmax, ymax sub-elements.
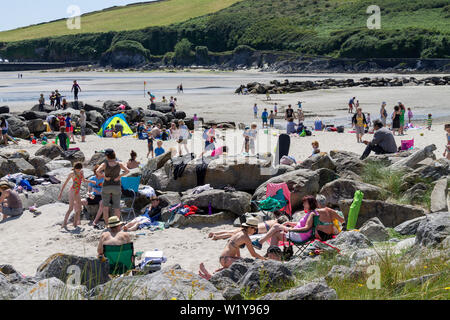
<box><xmin>305</xmin><ymin>129</ymin><xmax>312</xmax><ymax>136</ymax></box>
<box><xmin>401</xmin><ymin>139</ymin><xmax>414</xmax><ymax>151</ymax></box>
<box><xmin>314</xmin><ymin>120</ymin><xmax>322</xmax><ymax>131</ymax></box>
<box><xmin>337</xmin><ymin>126</ymin><xmax>344</xmax><ymax>133</ymax></box>
<box><xmin>299</xmin><ymin>129</ymin><xmax>306</xmax><ymax>137</ymax></box>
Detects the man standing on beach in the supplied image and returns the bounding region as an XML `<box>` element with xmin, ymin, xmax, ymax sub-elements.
<box><xmin>71</xmin><ymin>80</ymin><xmax>81</xmax><ymax>101</ymax></box>
<box><xmin>285</xmin><ymin>104</ymin><xmax>295</xmax><ymax>121</ymax></box>
<box><xmin>360</xmin><ymin>120</ymin><xmax>397</xmax><ymax>160</ymax></box>
<box><xmin>348</xmin><ymin>97</ymin><xmax>356</xmax><ymax>113</ymax></box>
<box><xmin>262</xmin><ymin>108</ymin><xmax>269</xmax><ymax>128</ymax></box>
<box><xmin>253</xmin><ymin>104</ymin><xmax>258</xmax><ymax>119</ymax></box>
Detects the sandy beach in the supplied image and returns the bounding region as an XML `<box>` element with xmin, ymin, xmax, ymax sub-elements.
<box><xmin>0</xmin><ymin>69</ymin><xmax>449</xmax><ymax>277</ymax></box>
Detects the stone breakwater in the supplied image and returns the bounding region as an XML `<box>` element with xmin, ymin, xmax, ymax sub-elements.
<box><xmin>236</xmin><ymin>76</ymin><xmax>450</xmax><ymax>95</ymax></box>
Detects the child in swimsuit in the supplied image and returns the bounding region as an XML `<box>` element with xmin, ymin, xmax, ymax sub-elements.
<box><xmin>444</xmin><ymin>124</ymin><xmax>450</xmax><ymax>160</ymax></box>
<box><xmin>59</xmin><ymin>162</ymin><xmax>96</xmax><ymax>229</ymax></box>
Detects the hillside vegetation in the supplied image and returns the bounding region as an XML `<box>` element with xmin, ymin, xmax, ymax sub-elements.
<box><xmin>0</xmin><ymin>0</ymin><xmax>449</xmax><ymax>62</ymax></box>
<box><xmin>0</xmin><ymin>0</ymin><xmax>243</xmax><ymax>42</ymax></box>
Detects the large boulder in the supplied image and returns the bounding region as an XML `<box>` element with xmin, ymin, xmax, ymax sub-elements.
<box><xmin>28</xmin><ymin>156</ymin><xmax>51</xmax><ymax>177</ymax></box>
<box><xmin>339</xmin><ymin>199</ymin><xmax>426</xmax><ymax>228</ymax></box>
<box><xmin>27</xmin><ymin>119</ymin><xmax>46</xmax><ymax>134</ymax></box>
<box><xmin>0</xmin><ymin>265</ymin><xmax>38</xmax><ymax>300</ymax></box>
<box><xmin>6</xmin><ymin>115</ymin><xmax>30</xmax><ymax>138</ymax></box>
<box><xmin>15</xmin><ymin>277</ymin><xmax>87</xmax><ymax>300</ymax></box>
<box><xmin>103</xmin><ymin>100</ymin><xmax>131</xmax><ymax>112</ymax></box>
<box><xmin>35</xmin><ymin>144</ymin><xmax>64</xmax><ymax>160</ymax></box>
<box><xmin>359</xmin><ymin>217</ymin><xmax>389</xmax><ymax>242</ymax></box>
<box><xmin>327</xmin><ymin>231</ymin><xmax>373</xmax><ymax>251</ymax></box>
<box><xmin>31</xmin><ymin>104</ymin><xmax>54</xmax><ymax>113</ymax></box>
<box><xmin>1</xmin><ymin>149</ymin><xmax>30</xmax><ymax>161</ymax></box>
<box><xmin>91</xmin><ymin>265</ymin><xmax>224</xmax><ymax>300</ymax></box>
<box><xmin>252</xmin><ymin>169</ymin><xmax>321</xmax><ymax>211</ymax></box>
<box><xmin>87</xmin><ymin>111</ymin><xmax>105</xmax><ymax>126</ymax></box>
<box><xmin>330</xmin><ymin>150</ymin><xmax>365</xmax><ymax>174</ymax></box>
<box><xmin>21</xmin><ymin>111</ymin><xmax>48</xmax><ymax>120</ymax></box>
<box><xmin>0</xmin><ymin>158</ymin><xmax>35</xmax><ymax>176</ymax></box>
<box><xmin>430</xmin><ymin>178</ymin><xmax>448</xmax><ymax>213</ymax></box>
<box><xmin>148</xmin><ymin>156</ymin><xmax>293</xmax><ymax>193</ymax></box>
<box><xmin>181</xmin><ymin>189</ymin><xmax>252</xmax><ymax>216</ymax></box>
<box><xmin>325</xmin><ymin>265</ymin><xmax>364</xmax><ymax>282</ymax></box>
<box><xmin>0</xmin><ymin>106</ymin><xmax>10</xmax><ymax>114</ymax></box>
<box><xmin>87</xmin><ymin>152</ymin><xmax>107</xmax><ymax>168</ymax></box>
<box><xmin>62</xmin><ymin>150</ymin><xmax>85</xmax><ymax>165</ymax></box>
<box><xmin>210</xmin><ymin>259</ymin><xmax>294</xmax><ymax>294</ymax></box>
<box><xmin>35</xmin><ymin>254</ymin><xmax>110</xmax><ymax>290</ymax></box>
<box><xmin>259</xmin><ymin>279</ymin><xmax>337</xmax><ymax>300</ymax></box>
<box><xmin>415</xmin><ymin>212</ymin><xmax>450</xmax><ymax>248</ymax></box>
<box><xmin>299</xmin><ymin>153</ymin><xmax>336</xmax><ymax>171</ymax></box>
<box><xmin>141</xmin><ymin>151</ymin><xmax>173</xmax><ymax>184</ymax></box>
<box><xmin>320</xmin><ymin>179</ymin><xmax>387</xmax><ymax>206</ymax></box>
<box><xmin>412</xmin><ymin>159</ymin><xmax>449</xmax><ymax>182</ymax></box>
<box><xmin>394</xmin><ymin>216</ymin><xmax>427</xmax><ymax>236</ymax></box>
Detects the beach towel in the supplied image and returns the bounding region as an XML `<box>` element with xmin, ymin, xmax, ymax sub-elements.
<box><xmin>266</xmin><ymin>182</ymin><xmax>292</xmax><ymax>215</ymax></box>
<box><xmin>257</xmin><ymin>192</ymin><xmax>287</xmax><ymax>211</ymax></box>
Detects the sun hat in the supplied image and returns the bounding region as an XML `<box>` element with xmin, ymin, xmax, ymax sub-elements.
<box><xmin>242</xmin><ymin>217</ymin><xmax>259</xmax><ymax>228</ymax></box>
<box><xmin>107</xmin><ymin>216</ymin><xmax>124</xmax><ymax>228</ymax></box>
<box><xmin>0</xmin><ymin>180</ymin><xmax>14</xmax><ymax>189</ymax></box>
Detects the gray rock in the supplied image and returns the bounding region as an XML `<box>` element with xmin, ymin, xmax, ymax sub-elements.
<box><xmin>317</xmin><ymin>168</ymin><xmax>340</xmax><ymax>188</ymax></box>
<box><xmin>415</xmin><ymin>212</ymin><xmax>450</xmax><ymax>247</ymax></box>
<box><xmin>168</xmin><ymin>211</ymin><xmax>236</xmax><ymax>228</ymax></box>
<box><xmin>395</xmin><ymin>273</ymin><xmax>440</xmax><ymax>291</ymax></box>
<box><xmin>87</xmin><ymin>152</ymin><xmax>106</xmax><ymax>168</ymax></box>
<box><xmin>320</xmin><ymin>179</ymin><xmax>386</xmax><ymax>206</ymax></box>
<box><xmin>253</xmin><ymin>168</ymin><xmax>320</xmax><ymax>211</ymax></box>
<box><xmin>259</xmin><ymin>279</ymin><xmax>337</xmax><ymax>300</ymax></box>
<box><xmin>63</xmin><ymin>150</ymin><xmax>85</xmax><ymax>165</ymax></box>
<box><xmin>209</xmin><ymin>258</ymin><xmax>254</xmax><ymax>290</ymax></box>
<box><xmin>15</xmin><ymin>277</ymin><xmax>87</xmax><ymax>300</ymax></box>
<box><xmin>6</xmin><ymin>115</ymin><xmax>30</xmax><ymax>139</ymax></box>
<box><xmin>285</xmin><ymin>257</ymin><xmax>320</xmax><ymax>275</ymax></box>
<box><xmin>91</xmin><ymin>265</ymin><xmax>224</xmax><ymax>300</ymax></box>
<box><xmin>35</xmin><ymin>144</ymin><xmax>64</xmax><ymax>160</ymax></box>
<box><xmin>339</xmin><ymin>199</ymin><xmax>426</xmax><ymax>228</ymax></box>
<box><xmin>28</xmin><ymin>156</ymin><xmax>51</xmax><ymax>177</ymax></box>
<box><xmin>430</xmin><ymin>178</ymin><xmax>448</xmax><ymax>213</ymax></box>
<box><xmin>299</xmin><ymin>153</ymin><xmax>336</xmax><ymax>171</ymax></box>
<box><xmin>390</xmin><ymin>144</ymin><xmax>437</xmax><ymax>170</ymax></box>
<box><xmin>359</xmin><ymin>217</ymin><xmax>389</xmax><ymax>242</ymax></box>
<box><xmin>181</xmin><ymin>189</ymin><xmax>252</xmax><ymax>216</ymax></box>
<box><xmin>222</xmin><ymin>287</ymin><xmax>243</xmax><ymax>300</ymax></box>
<box><xmin>141</xmin><ymin>151</ymin><xmax>173</xmax><ymax>185</ymax></box>
<box><xmin>238</xmin><ymin>260</ymin><xmax>295</xmax><ymax>294</ymax></box>
<box><xmin>27</xmin><ymin>119</ymin><xmax>46</xmax><ymax>134</ymax></box>
<box><xmin>0</xmin><ymin>158</ymin><xmax>35</xmax><ymax>176</ymax></box>
<box><xmin>1</xmin><ymin>150</ymin><xmax>30</xmax><ymax>161</ymax></box>
<box><xmin>337</xmin><ymin>170</ymin><xmax>363</xmax><ymax>182</ymax></box>
<box><xmin>394</xmin><ymin>216</ymin><xmax>427</xmax><ymax>235</ymax></box>
<box><xmin>325</xmin><ymin>265</ymin><xmax>364</xmax><ymax>282</ymax></box>
<box><xmin>36</xmin><ymin>254</ymin><xmax>110</xmax><ymax>290</ymax></box>
<box><xmin>330</xmin><ymin>150</ymin><xmax>365</xmax><ymax>175</ymax></box>
<box><xmin>327</xmin><ymin>231</ymin><xmax>373</xmax><ymax>251</ymax></box>
<box><xmin>47</xmin><ymin>160</ymin><xmax>73</xmax><ymax>171</ymax></box>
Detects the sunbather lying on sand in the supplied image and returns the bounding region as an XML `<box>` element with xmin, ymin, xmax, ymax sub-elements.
<box><xmin>208</xmin><ymin>214</ymin><xmax>289</xmax><ymax>240</ymax></box>
<box><xmin>199</xmin><ymin>217</ymin><xmax>267</xmax><ymax>280</ymax></box>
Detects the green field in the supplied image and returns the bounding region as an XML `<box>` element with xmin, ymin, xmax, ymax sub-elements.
<box><xmin>0</xmin><ymin>0</ymin><xmax>243</xmax><ymax>42</ymax></box>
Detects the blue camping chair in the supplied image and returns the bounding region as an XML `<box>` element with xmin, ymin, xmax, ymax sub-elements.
<box><xmin>121</xmin><ymin>176</ymin><xmax>141</xmax><ymax>221</ymax></box>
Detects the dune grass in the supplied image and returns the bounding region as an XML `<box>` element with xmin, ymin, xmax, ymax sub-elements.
<box><xmin>0</xmin><ymin>0</ymin><xmax>243</xmax><ymax>42</ymax></box>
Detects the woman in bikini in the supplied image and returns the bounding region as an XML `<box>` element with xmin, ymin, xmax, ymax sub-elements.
<box><xmin>199</xmin><ymin>217</ymin><xmax>267</xmax><ymax>280</ymax></box>
<box><xmin>208</xmin><ymin>214</ymin><xmax>289</xmax><ymax>240</ymax></box>
<box><xmin>315</xmin><ymin>195</ymin><xmax>345</xmax><ymax>241</ymax></box>
<box><xmin>59</xmin><ymin>162</ymin><xmax>95</xmax><ymax>229</ymax></box>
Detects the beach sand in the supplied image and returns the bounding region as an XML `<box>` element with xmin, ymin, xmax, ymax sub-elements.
<box><xmin>0</xmin><ymin>123</ymin><xmax>447</xmax><ymax>277</ymax></box>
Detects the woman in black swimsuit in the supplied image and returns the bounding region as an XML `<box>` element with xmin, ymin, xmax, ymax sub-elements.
<box><xmin>199</xmin><ymin>217</ymin><xmax>267</xmax><ymax>280</ymax></box>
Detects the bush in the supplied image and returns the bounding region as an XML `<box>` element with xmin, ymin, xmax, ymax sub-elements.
<box><xmin>106</xmin><ymin>40</ymin><xmax>150</xmax><ymax>57</ymax></box>
<box><xmin>174</xmin><ymin>38</ymin><xmax>194</xmax><ymax>64</ymax></box>
<box><xmin>162</xmin><ymin>51</ymin><xmax>175</xmax><ymax>65</ymax></box>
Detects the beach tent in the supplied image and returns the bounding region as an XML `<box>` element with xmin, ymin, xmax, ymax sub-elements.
<box><xmin>98</xmin><ymin>114</ymin><xmax>133</xmax><ymax>137</ymax></box>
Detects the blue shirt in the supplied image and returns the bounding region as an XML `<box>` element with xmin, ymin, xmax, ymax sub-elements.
<box><xmin>65</xmin><ymin>117</ymin><xmax>72</xmax><ymax>127</ymax></box>
<box><xmin>89</xmin><ymin>176</ymin><xmax>104</xmax><ymax>195</ymax></box>
<box><xmin>262</xmin><ymin>111</ymin><xmax>268</xmax><ymax>119</ymax></box>
<box><xmin>155</xmin><ymin>147</ymin><xmax>165</xmax><ymax>157</ymax></box>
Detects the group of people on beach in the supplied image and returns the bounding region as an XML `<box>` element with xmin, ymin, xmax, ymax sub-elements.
<box><xmin>38</xmin><ymin>80</ymin><xmax>81</xmax><ymax>112</ymax></box>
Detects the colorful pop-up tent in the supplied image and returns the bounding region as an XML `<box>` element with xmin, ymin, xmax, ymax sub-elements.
<box><xmin>98</xmin><ymin>114</ymin><xmax>133</xmax><ymax>137</ymax></box>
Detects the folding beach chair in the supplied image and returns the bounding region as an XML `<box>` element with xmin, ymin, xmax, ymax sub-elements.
<box><xmin>253</xmin><ymin>183</ymin><xmax>292</xmax><ymax>218</ymax></box>
<box><xmin>103</xmin><ymin>243</ymin><xmax>135</xmax><ymax>275</ymax></box>
<box><xmin>121</xmin><ymin>176</ymin><xmax>141</xmax><ymax>221</ymax></box>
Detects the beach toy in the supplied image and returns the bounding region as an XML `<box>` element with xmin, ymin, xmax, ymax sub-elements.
<box><xmin>347</xmin><ymin>190</ymin><xmax>364</xmax><ymax>230</ymax></box>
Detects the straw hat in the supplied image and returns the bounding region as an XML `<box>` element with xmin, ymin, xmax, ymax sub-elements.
<box><xmin>107</xmin><ymin>216</ymin><xmax>124</xmax><ymax>228</ymax></box>
<box><xmin>0</xmin><ymin>181</ymin><xmax>14</xmax><ymax>189</ymax></box>
<box><xmin>242</xmin><ymin>217</ymin><xmax>259</xmax><ymax>228</ymax></box>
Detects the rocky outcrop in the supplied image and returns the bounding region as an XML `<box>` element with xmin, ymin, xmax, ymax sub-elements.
<box><xmin>181</xmin><ymin>189</ymin><xmax>252</xmax><ymax>216</ymax></box>
<box><xmin>259</xmin><ymin>279</ymin><xmax>337</xmax><ymax>300</ymax></box>
<box><xmin>359</xmin><ymin>217</ymin><xmax>389</xmax><ymax>242</ymax></box>
<box><xmin>35</xmin><ymin>254</ymin><xmax>110</xmax><ymax>290</ymax></box>
<box><xmin>394</xmin><ymin>216</ymin><xmax>427</xmax><ymax>236</ymax></box>
<box><xmin>320</xmin><ymin>179</ymin><xmax>386</xmax><ymax>206</ymax></box>
<box><xmin>430</xmin><ymin>178</ymin><xmax>448</xmax><ymax>213</ymax></box>
<box><xmin>35</xmin><ymin>144</ymin><xmax>64</xmax><ymax>160</ymax></box>
<box><xmin>339</xmin><ymin>199</ymin><xmax>426</xmax><ymax>228</ymax></box>
<box><xmin>15</xmin><ymin>277</ymin><xmax>87</xmax><ymax>300</ymax></box>
<box><xmin>91</xmin><ymin>265</ymin><xmax>224</xmax><ymax>300</ymax></box>
<box><xmin>415</xmin><ymin>212</ymin><xmax>450</xmax><ymax>248</ymax></box>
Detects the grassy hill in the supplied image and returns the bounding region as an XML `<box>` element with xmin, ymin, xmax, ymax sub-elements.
<box><xmin>0</xmin><ymin>0</ymin><xmax>243</xmax><ymax>42</ymax></box>
<box><xmin>0</xmin><ymin>0</ymin><xmax>449</xmax><ymax>61</ymax></box>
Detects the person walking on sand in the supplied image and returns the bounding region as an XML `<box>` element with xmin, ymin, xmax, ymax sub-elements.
<box><xmin>96</xmin><ymin>149</ymin><xmax>130</xmax><ymax>221</ymax></box>
<box><xmin>380</xmin><ymin>102</ymin><xmax>388</xmax><ymax>126</ymax></box>
<box><xmin>198</xmin><ymin>217</ymin><xmax>266</xmax><ymax>280</ymax></box>
<box><xmin>253</xmin><ymin>103</ymin><xmax>258</xmax><ymax>119</ymax></box>
<box><xmin>352</xmin><ymin>108</ymin><xmax>368</xmax><ymax>143</ymax></box>
<box><xmin>407</xmin><ymin>107</ymin><xmax>413</xmax><ymax>125</ymax></box>
<box><xmin>261</xmin><ymin>108</ymin><xmax>269</xmax><ymax>128</ymax></box>
<box><xmin>79</xmin><ymin>109</ymin><xmax>87</xmax><ymax>142</ymax></box>
<box><xmin>399</xmin><ymin>102</ymin><xmax>406</xmax><ymax>135</ymax></box>
<box><xmin>269</xmin><ymin>110</ymin><xmax>275</xmax><ymax>128</ymax></box>
<box><xmin>59</xmin><ymin>162</ymin><xmax>96</xmax><ymax>229</ymax></box>
<box><xmin>71</xmin><ymin>80</ymin><xmax>81</xmax><ymax>101</ymax></box>
<box><xmin>285</xmin><ymin>104</ymin><xmax>295</xmax><ymax>121</ymax></box>
<box><xmin>427</xmin><ymin>114</ymin><xmax>433</xmax><ymax>130</ymax></box>
<box><xmin>248</xmin><ymin>123</ymin><xmax>258</xmax><ymax>155</ymax></box>
<box><xmin>348</xmin><ymin>97</ymin><xmax>356</xmax><ymax>113</ymax></box>
<box><xmin>443</xmin><ymin>124</ymin><xmax>450</xmax><ymax>160</ymax></box>
<box><xmin>297</xmin><ymin>107</ymin><xmax>305</xmax><ymax>127</ymax></box>
<box><xmin>274</xmin><ymin>103</ymin><xmax>278</xmax><ymax>116</ymax></box>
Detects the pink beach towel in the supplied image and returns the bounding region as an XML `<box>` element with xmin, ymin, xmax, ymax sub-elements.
<box><xmin>266</xmin><ymin>183</ymin><xmax>292</xmax><ymax>216</ymax></box>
